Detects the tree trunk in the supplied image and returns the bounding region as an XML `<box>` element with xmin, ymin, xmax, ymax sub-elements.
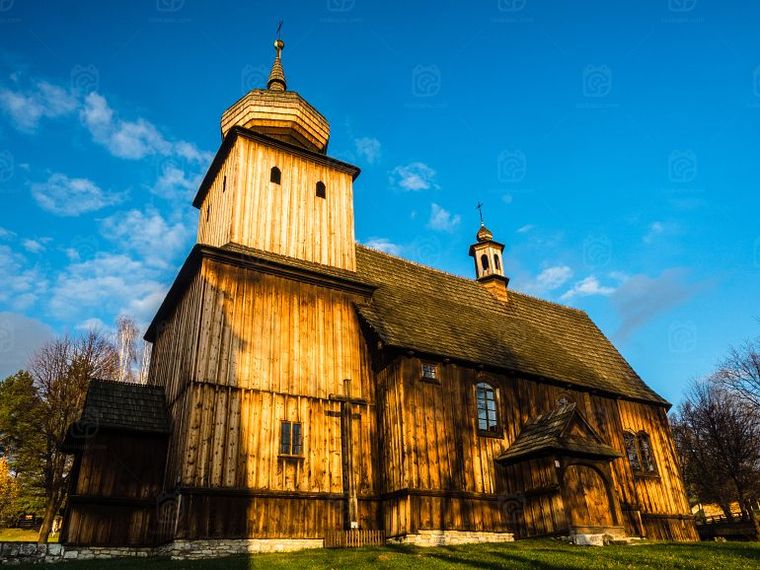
<box><xmin>37</xmin><ymin>491</ymin><xmax>62</xmax><ymax>544</ymax></box>
<box><xmin>719</xmin><ymin>502</ymin><xmax>734</xmax><ymax>521</ymax></box>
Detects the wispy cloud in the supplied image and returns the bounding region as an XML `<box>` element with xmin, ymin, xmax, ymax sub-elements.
<box><xmin>99</xmin><ymin>207</ymin><xmax>191</xmax><ymax>269</ymax></box>
<box><xmin>389</xmin><ymin>161</ymin><xmax>438</xmax><ymax>191</ymax></box>
<box><xmin>517</xmin><ymin>224</ymin><xmax>535</xmax><ymax>234</ymax></box>
<box><xmin>0</xmin><ymin>245</ymin><xmax>48</xmax><ymax>311</ymax></box>
<box><xmin>30</xmin><ymin>173</ymin><xmax>123</xmax><ymax>216</ymax></box>
<box><xmin>0</xmin><ymin>81</ymin><xmax>77</xmax><ymax>132</ymax></box>
<box><xmin>427</xmin><ymin>203</ymin><xmax>461</xmax><ymax>232</ymax></box>
<box><xmin>528</xmin><ymin>265</ymin><xmax>573</xmax><ymax>293</ymax></box>
<box><xmin>363</xmin><ymin>237</ymin><xmax>403</xmax><ymax>256</ymax></box>
<box><xmin>560</xmin><ymin>275</ymin><xmax>616</xmax><ymax>301</ymax></box>
<box><xmin>22</xmin><ymin>238</ymin><xmax>50</xmax><ymax>253</ymax></box>
<box><xmin>49</xmin><ymin>253</ymin><xmax>167</xmax><ymax>323</ymax></box>
<box><xmin>611</xmin><ymin>268</ymin><xmax>701</xmax><ymax>340</ymax></box>
<box><xmin>354</xmin><ymin>137</ymin><xmax>381</xmax><ymax>164</ymax></box>
<box><xmin>81</xmin><ymin>92</ymin><xmax>170</xmax><ymax>160</ymax></box>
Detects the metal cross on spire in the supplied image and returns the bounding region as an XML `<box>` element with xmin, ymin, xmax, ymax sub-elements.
<box><xmin>476</xmin><ymin>202</ymin><xmax>485</xmax><ymax>226</ymax></box>
<box><xmin>276</xmin><ymin>19</ymin><xmax>283</xmax><ymax>40</ymax></box>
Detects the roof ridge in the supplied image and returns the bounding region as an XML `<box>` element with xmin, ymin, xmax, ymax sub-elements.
<box><xmin>356</xmin><ymin>243</ymin><xmax>586</xmax><ymax>315</ymax></box>
<box><xmin>508</xmin><ymin>288</ymin><xmax>587</xmax><ymax>315</ymax></box>
<box><xmin>356</xmin><ymin>243</ymin><xmax>478</xmax><ymax>286</ymax></box>
<box><xmin>90</xmin><ymin>378</ymin><xmax>161</xmax><ymax>390</ymax></box>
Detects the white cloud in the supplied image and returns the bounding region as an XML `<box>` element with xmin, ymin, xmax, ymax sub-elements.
<box><xmin>22</xmin><ymin>238</ymin><xmax>49</xmax><ymax>253</ymax></box>
<box><xmin>0</xmin><ymin>227</ymin><xmax>16</xmax><ymax>240</ymax></box>
<box><xmin>354</xmin><ymin>137</ymin><xmax>381</xmax><ymax>164</ymax></box>
<box><xmin>426</xmin><ymin>203</ymin><xmax>461</xmax><ymax>233</ymax></box>
<box><xmin>0</xmin><ymin>81</ymin><xmax>77</xmax><ymax>132</ymax></box>
<box><xmin>643</xmin><ymin>221</ymin><xmax>664</xmax><ymax>244</ymax></box>
<box><xmin>517</xmin><ymin>224</ymin><xmax>535</xmax><ymax>234</ymax></box>
<box><xmin>560</xmin><ymin>276</ymin><xmax>616</xmax><ymax>301</ymax></box>
<box><xmin>49</xmin><ymin>253</ymin><xmax>167</xmax><ymax>323</ymax></box>
<box><xmin>389</xmin><ymin>162</ymin><xmax>438</xmax><ymax>191</ymax></box>
<box><xmin>76</xmin><ymin>317</ymin><xmax>108</xmax><ymax>332</ymax></box>
<box><xmin>30</xmin><ymin>173</ymin><xmax>123</xmax><ymax>216</ymax></box>
<box><xmin>80</xmin><ymin>92</ymin><xmax>209</xmax><ymax>163</ymax></box>
<box><xmin>531</xmin><ymin>265</ymin><xmax>573</xmax><ymax>293</ymax></box>
<box><xmin>99</xmin><ymin>208</ymin><xmax>191</xmax><ymax>268</ymax></box>
<box><xmin>363</xmin><ymin>238</ymin><xmax>403</xmax><ymax>256</ymax></box>
<box><xmin>152</xmin><ymin>161</ymin><xmax>202</xmax><ymax>199</ymax></box>
<box><xmin>80</xmin><ymin>92</ymin><xmax>171</xmax><ymax>159</ymax></box>
<box><xmin>0</xmin><ymin>245</ymin><xmax>48</xmax><ymax>311</ymax></box>
<box><xmin>643</xmin><ymin>221</ymin><xmax>679</xmax><ymax>244</ymax></box>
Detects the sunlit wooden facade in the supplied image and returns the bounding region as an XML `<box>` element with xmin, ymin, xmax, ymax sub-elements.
<box><xmin>62</xmin><ymin>38</ymin><xmax>697</xmax><ymax>547</ymax></box>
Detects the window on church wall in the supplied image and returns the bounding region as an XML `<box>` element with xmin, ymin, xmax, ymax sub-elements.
<box><xmin>638</xmin><ymin>432</ymin><xmax>657</xmax><ymax>474</ymax></box>
<box><xmin>316</xmin><ymin>181</ymin><xmax>326</xmax><ymax>199</ymax></box>
<box><xmin>624</xmin><ymin>430</ymin><xmax>657</xmax><ymax>476</ymax></box>
<box><xmin>420</xmin><ymin>362</ymin><xmax>439</xmax><ymax>382</ymax></box>
<box><xmin>222</xmin><ymin>175</ymin><xmax>226</xmax><ymax>193</ymax></box>
<box><xmin>280</xmin><ymin>421</ymin><xmax>303</xmax><ymax>456</ymax></box>
<box><xmin>494</xmin><ymin>254</ymin><xmax>501</xmax><ymax>271</ymax></box>
<box><xmin>480</xmin><ymin>254</ymin><xmax>489</xmax><ymax>272</ymax></box>
<box><xmin>476</xmin><ymin>382</ymin><xmax>500</xmax><ymax>435</ymax></box>
<box><xmin>270</xmin><ymin>166</ymin><xmax>281</xmax><ymax>184</ymax></box>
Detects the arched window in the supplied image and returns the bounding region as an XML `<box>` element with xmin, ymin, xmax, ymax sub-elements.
<box><xmin>476</xmin><ymin>382</ymin><xmax>499</xmax><ymax>434</ymax></box>
<box><xmin>480</xmin><ymin>254</ymin><xmax>489</xmax><ymax>272</ymax></box>
<box><xmin>270</xmin><ymin>166</ymin><xmax>281</xmax><ymax>184</ymax></box>
<box><xmin>494</xmin><ymin>253</ymin><xmax>501</xmax><ymax>271</ymax></box>
<box><xmin>316</xmin><ymin>181</ymin><xmax>326</xmax><ymax>199</ymax></box>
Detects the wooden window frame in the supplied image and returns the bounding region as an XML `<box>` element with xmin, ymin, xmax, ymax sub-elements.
<box><xmin>279</xmin><ymin>420</ymin><xmax>304</xmax><ymax>460</ymax></box>
<box><xmin>420</xmin><ymin>361</ymin><xmax>440</xmax><ymax>383</ymax></box>
<box><xmin>624</xmin><ymin>430</ymin><xmax>659</xmax><ymax>478</ymax></box>
<box><xmin>475</xmin><ymin>381</ymin><xmax>502</xmax><ymax>438</ymax></box>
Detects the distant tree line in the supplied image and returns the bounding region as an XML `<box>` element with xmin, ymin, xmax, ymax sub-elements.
<box><xmin>670</xmin><ymin>331</ymin><xmax>760</xmax><ymax>539</ymax></box>
<box><xmin>0</xmin><ymin>316</ymin><xmax>148</xmax><ymax>543</ymax></box>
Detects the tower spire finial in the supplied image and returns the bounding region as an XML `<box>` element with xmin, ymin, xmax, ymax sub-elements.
<box><xmin>476</xmin><ymin>201</ymin><xmax>485</xmax><ymax>226</ymax></box>
<box><xmin>267</xmin><ymin>20</ymin><xmax>286</xmax><ymax>91</ymax></box>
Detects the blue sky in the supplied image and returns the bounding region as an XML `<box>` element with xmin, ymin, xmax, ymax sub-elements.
<box><xmin>0</xmin><ymin>0</ymin><xmax>758</xmax><ymax>404</ymax></box>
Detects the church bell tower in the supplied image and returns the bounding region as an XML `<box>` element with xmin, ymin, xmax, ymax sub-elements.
<box><xmin>193</xmin><ymin>35</ymin><xmax>359</xmax><ymax>271</ymax></box>
<box><xmin>469</xmin><ymin>222</ymin><xmax>509</xmax><ymax>302</ymax></box>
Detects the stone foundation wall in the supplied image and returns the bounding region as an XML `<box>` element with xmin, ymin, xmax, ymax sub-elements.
<box><xmin>0</xmin><ymin>538</ymin><xmax>323</xmax><ymax>565</ymax></box>
<box><xmin>387</xmin><ymin>530</ymin><xmax>515</xmax><ymax>547</ymax></box>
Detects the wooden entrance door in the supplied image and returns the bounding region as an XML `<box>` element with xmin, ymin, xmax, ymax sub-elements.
<box><xmin>563</xmin><ymin>464</ymin><xmax>615</xmax><ymax>530</ymax></box>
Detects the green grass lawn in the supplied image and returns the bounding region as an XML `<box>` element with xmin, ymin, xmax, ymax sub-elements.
<box><xmin>0</xmin><ymin>528</ymin><xmax>58</xmax><ymax>542</ymax></box>
<box><xmin>9</xmin><ymin>539</ymin><xmax>760</xmax><ymax>569</ymax></box>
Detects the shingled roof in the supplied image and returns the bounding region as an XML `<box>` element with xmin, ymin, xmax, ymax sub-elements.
<box><xmin>77</xmin><ymin>379</ymin><xmax>171</xmax><ymax>435</ymax></box>
<box><xmin>354</xmin><ymin>245</ymin><xmax>667</xmax><ymax>405</ymax></box>
<box><xmin>495</xmin><ymin>402</ymin><xmax>620</xmax><ymax>465</ymax></box>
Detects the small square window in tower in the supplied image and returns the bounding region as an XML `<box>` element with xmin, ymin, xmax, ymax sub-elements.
<box><xmin>270</xmin><ymin>166</ymin><xmax>281</xmax><ymax>184</ymax></box>
<box><xmin>316</xmin><ymin>181</ymin><xmax>326</xmax><ymax>199</ymax></box>
<box><xmin>280</xmin><ymin>421</ymin><xmax>303</xmax><ymax>456</ymax></box>
<box><xmin>421</xmin><ymin>362</ymin><xmax>439</xmax><ymax>382</ymax></box>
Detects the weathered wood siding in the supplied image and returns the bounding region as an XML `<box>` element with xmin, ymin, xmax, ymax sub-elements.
<box><xmin>196</xmin><ymin>137</ymin><xmax>357</xmax><ymax>271</ymax></box>
<box><xmin>148</xmin><ymin>256</ymin><xmax>378</xmax><ymax>538</ymax></box>
<box><xmin>378</xmin><ymin>355</ymin><xmax>697</xmax><ymax>540</ymax></box>
<box><xmin>62</xmin><ymin>433</ymin><xmax>167</xmax><ymax>546</ymax></box>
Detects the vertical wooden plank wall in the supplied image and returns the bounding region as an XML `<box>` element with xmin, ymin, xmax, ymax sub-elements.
<box><xmin>150</xmin><ymin>256</ymin><xmax>379</xmax><ymax>538</ymax></box>
<box><xmin>388</xmin><ymin>356</ymin><xmax>696</xmax><ymax>540</ymax></box>
<box><xmin>196</xmin><ymin>137</ymin><xmax>357</xmax><ymax>271</ymax></box>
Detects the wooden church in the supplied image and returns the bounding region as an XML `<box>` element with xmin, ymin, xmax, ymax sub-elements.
<box><xmin>60</xmin><ymin>37</ymin><xmax>698</xmax><ymax>548</ymax></box>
